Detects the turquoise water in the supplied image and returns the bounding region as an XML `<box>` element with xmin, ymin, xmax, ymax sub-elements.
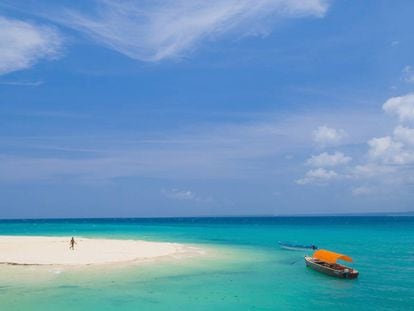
<box><xmin>0</xmin><ymin>217</ymin><xmax>413</xmax><ymax>310</ymax></box>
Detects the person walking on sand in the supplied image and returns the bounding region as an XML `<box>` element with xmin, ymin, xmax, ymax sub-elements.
<box><xmin>69</xmin><ymin>237</ymin><xmax>77</xmax><ymax>250</ymax></box>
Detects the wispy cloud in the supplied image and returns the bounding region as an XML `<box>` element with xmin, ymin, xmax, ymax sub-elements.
<box><xmin>0</xmin><ymin>80</ymin><xmax>43</xmax><ymax>86</ymax></box>
<box><xmin>352</xmin><ymin>186</ymin><xmax>374</xmax><ymax>196</ymax></box>
<box><xmin>51</xmin><ymin>0</ymin><xmax>329</xmax><ymax>61</ymax></box>
<box><xmin>0</xmin><ymin>107</ymin><xmax>389</xmax><ymax>185</ymax></box>
<box><xmin>0</xmin><ymin>112</ymin><xmax>323</xmax><ymax>183</ymax></box>
<box><xmin>352</xmin><ymin>164</ymin><xmax>395</xmax><ymax>179</ymax></box>
<box><xmin>0</xmin><ymin>16</ymin><xmax>63</xmax><ymax>75</ymax></box>
<box><xmin>0</xmin><ymin>121</ymin><xmax>293</xmax><ymax>183</ymax></box>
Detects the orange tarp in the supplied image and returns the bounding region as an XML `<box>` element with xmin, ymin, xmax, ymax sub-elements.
<box><xmin>313</xmin><ymin>249</ymin><xmax>353</xmax><ymax>264</ymax></box>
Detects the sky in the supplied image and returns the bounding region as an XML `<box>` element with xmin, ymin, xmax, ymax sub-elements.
<box><xmin>0</xmin><ymin>0</ymin><xmax>414</xmax><ymax>218</ymax></box>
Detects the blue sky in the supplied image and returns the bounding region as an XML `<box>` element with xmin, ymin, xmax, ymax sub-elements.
<box><xmin>1</xmin><ymin>0</ymin><xmax>414</xmax><ymax>218</ymax></box>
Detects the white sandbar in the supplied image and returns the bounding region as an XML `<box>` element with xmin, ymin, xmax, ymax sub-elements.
<box><xmin>0</xmin><ymin>236</ymin><xmax>203</xmax><ymax>266</ymax></box>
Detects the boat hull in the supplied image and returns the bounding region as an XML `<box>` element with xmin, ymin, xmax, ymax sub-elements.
<box><xmin>305</xmin><ymin>256</ymin><xmax>359</xmax><ymax>279</ymax></box>
<box><xmin>278</xmin><ymin>242</ymin><xmax>317</xmax><ymax>251</ymax></box>
<box><xmin>280</xmin><ymin>245</ymin><xmax>312</xmax><ymax>251</ymax></box>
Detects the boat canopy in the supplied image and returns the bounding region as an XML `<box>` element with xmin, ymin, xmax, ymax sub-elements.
<box><xmin>313</xmin><ymin>249</ymin><xmax>353</xmax><ymax>264</ymax></box>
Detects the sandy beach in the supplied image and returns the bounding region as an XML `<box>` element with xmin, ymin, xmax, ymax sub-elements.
<box><xmin>0</xmin><ymin>236</ymin><xmax>203</xmax><ymax>266</ymax></box>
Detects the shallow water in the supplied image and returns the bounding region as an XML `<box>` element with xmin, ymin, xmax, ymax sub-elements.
<box><xmin>0</xmin><ymin>217</ymin><xmax>413</xmax><ymax>310</ymax></box>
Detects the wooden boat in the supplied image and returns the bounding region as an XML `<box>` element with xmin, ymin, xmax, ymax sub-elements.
<box><xmin>278</xmin><ymin>241</ymin><xmax>317</xmax><ymax>251</ymax></box>
<box><xmin>305</xmin><ymin>249</ymin><xmax>359</xmax><ymax>279</ymax></box>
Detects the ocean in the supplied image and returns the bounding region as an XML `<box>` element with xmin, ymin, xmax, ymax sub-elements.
<box><xmin>0</xmin><ymin>217</ymin><xmax>413</xmax><ymax>310</ymax></box>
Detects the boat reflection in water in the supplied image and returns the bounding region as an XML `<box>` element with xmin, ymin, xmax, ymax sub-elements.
<box><xmin>305</xmin><ymin>249</ymin><xmax>359</xmax><ymax>279</ymax></box>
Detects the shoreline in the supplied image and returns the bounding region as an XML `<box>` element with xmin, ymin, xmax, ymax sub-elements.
<box><xmin>0</xmin><ymin>236</ymin><xmax>204</xmax><ymax>267</ymax></box>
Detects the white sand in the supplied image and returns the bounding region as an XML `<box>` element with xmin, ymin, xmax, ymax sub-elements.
<box><xmin>0</xmin><ymin>236</ymin><xmax>203</xmax><ymax>266</ymax></box>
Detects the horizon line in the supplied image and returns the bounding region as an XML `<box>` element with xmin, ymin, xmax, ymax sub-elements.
<box><xmin>1</xmin><ymin>212</ymin><xmax>413</xmax><ymax>221</ymax></box>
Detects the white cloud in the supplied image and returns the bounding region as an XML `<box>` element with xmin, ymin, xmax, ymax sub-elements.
<box><xmin>402</xmin><ymin>65</ymin><xmax>414</xmax><ymax>84</ymax></box>
<box><xmin>394</xmin><ymin>125</ymin><xmax>414</xmax><ymax>146</ymax></box>
<box><xmin>54</xmin><ymin>0</ymin><xmax>329</xmax><ymax>61</ymax></box>
<box><xmin>296</xmin><ymin>168</ymin><xmax>337</xmax><ymax>185</ymax></box>
<box><xmin>312</xmin><ymin>125</ymin><xmax>347</xmax><ymax>146</ymax></box>
<box><xmin>306</xmin><ymin>151</ymin><xmax>351</xmax><ymax>167</ymax></box>
<box><xmin>296</xmin><ymin>95</ymin><xmax>414</xmax><ymax>190</ymax></box>
<box><xmin>0</xmin><ymin>16</ymin><xmax>63</xmax><ymax>75</ymax></box>
<box><xmin>368</xmin><ymin>136</ymin><xmax>414</xmax><ymax>165</ymax></box>
<box><xmin>368</xmin><ymin>136</ymin><xmax>400</xmax><ymax>159</ymax></box>
<box><xmin>383</xmin><ymin>93</ymin><xmax>414</xmax><ymax>122</ymax></box>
